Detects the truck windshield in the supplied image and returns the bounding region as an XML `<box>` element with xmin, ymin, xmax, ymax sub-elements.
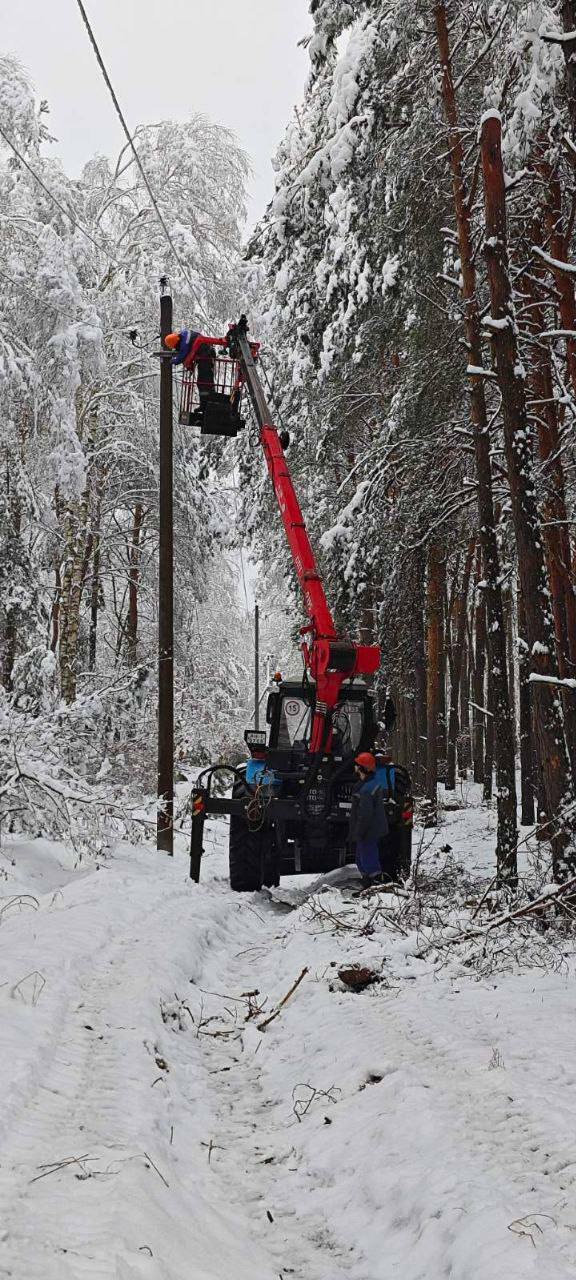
<box><xmin>276</xmin><ymin>695</ymin><xmax>365</xmax><ymax>753</ymax></box>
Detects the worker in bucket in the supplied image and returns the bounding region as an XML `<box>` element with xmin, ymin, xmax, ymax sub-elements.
<box><xmin>349</xmin><ymin>752</ymin><xmax>388</xmax><ymax>889</ymax></box>
<box><xmin>164</xmin><ymin>329</ymin><xmax>215</xmax><ymax>404</ymax></box>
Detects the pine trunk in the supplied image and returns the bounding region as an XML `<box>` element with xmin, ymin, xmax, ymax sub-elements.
<box><xmin>437</xmin><ymin>625</ymin><xmax>447</xmax><ymax>773</ymax></box>
<box><xmin>560</xmin><ymin>3</ymin><xmax>576</xmax><ymax>134</ymax></box>
<box><xmin>459</xmin><ymin>637</ymin><xmax>472</xmax><ymax>776</ymax></box>
<box><xmin>481</xmin><ymin>112</ymin><xmax>574</xmax><ymax>878</ymax></box>
<box><xmin>414</xmin><ymin>550</ymin><xmax>428</xmax><ymax>795</ymax></box>
<box><xmin>426</xmin><ymin>541</ymin><xmax>444</xmax><ymax>807</ymax></box>
<box><xmin>446</xmin><ymin>538</ymin><xmax>475</xmax><ymax>789</ymax></box>
<box><xmin>472</xmin><ymin>550</ymin><xmax>486</xmax><ymax>783</ymax></box>
<box><xmin>517</xmin><ymin>587</ymin><xmax>535</xmax><ymax>827</ymax></box>
<box><xmin>125</xmin><ymin>502</ymin><xmax>144</xmax><ymax>666</ymax></box>
<box><xmin>523</xmin><ymin>225</ymin><xmax>576</xmax><ymax>769</ymax></box>
<box><xmin>483</xmin><ymin>665</ymin><xmax>494</xmax><ymax>803</ymax></box>
<box><xmin>435</xmin><ymin>3</ymin><xmax>518</xmax><ymax>882</ymax></box>
<box><xmin>89</xmin><ymin>539</ymin><xmax>100</xmax><ymax>673</ymax></box>
<box><xmin>504</xmin><ymin>588</ymin><xmax>517</xmax><ymax>758</ymax></box>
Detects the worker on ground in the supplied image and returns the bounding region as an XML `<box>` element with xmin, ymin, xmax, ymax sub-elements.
<box><xmin>375</xmin><ymin>749</ymin><xmax>412</xmax><ymax>882</ymax></box>
<box><xmin>375</xmin><ymin>750</ymin><xmax>398</xmax><ymax>882</ymax></box>
<box><xmin>164</xmin><ymin>329</ymin><xmax>215</xmax><ymax>407</ymax></box>
<box><xmin>349</xmin><ymin>752</ymin><xmax>388</xmax><ymax>889</ymax></box>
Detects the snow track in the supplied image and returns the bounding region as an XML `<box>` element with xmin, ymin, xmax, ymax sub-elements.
<box><xmin>1</xmin><ymin>830</ymin><xmax>576</xmax><ymax>1279</ymax></box>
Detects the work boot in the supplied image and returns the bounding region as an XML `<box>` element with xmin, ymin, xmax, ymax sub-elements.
<box><xmin>352</xmin><ymin>873</ymin><xmax>382</xmax><ymax>897</ymax></box>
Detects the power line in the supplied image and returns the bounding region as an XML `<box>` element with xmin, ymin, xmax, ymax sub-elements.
<box><xmin>0</xmin><ymin>122</ymin><xmax>115</xmax><ymax>261</ymax></box>
<box><xmin>73</xmin><ymin>0</ymin><xmax>208</xmax><ymax>323</ymax></box>
<box><xmin>232</xmin><ymin>462</ymin><xmax>250</xmax><ymax>612</ymax></box>
<box><xmin>0</xmin><ymin>266</ymin><xmax>54</xmax><ymax>311</ymax></box>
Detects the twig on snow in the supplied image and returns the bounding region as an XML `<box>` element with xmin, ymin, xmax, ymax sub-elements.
<box><xmin>143</xmin><ymin>1151</ymin><xmax>169</xmax><ymax>1188</ymax></box>
<box><xmin>257</xmin><ymin>967</ymin><xmax>308</xmax><ymax>1031</ymax></box>
<box><xmin>508</xmin><ymin>1213</ymin><xmax>556</xmax><ymax>1247</ymax></box>
<box><xmin>30</xmin><ymin>1154</ymin><xmax>93</xmax><ymax>1184</ymax></box>
<box><xmin>11</xmin><ymin>969</ymin><xmax>46</xmax><ymax>1005</ymax></box>
<box><xmin>292</xmin><ymin>1082</ymin><xmax>340</xmax><ymax>1122</ymax></box>
<box><xmin>0</xmin><ymin>893</ymin><xmax>40</xmax><ymax>920</ymax></box>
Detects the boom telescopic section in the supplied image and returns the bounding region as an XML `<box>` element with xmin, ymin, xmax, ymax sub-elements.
<box><xmin>226</xmin><ymin>317</ymin><xmax>380</xmax><ymax>752</ymax></box>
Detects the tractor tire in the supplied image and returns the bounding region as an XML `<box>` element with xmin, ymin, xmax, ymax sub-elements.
<box><xmin>228</xmin><ymin>783</ymin><xmax>278</xmax><ymax>892</ymax></box>
<box><xmin>380</xmin><ymin>823</ymin><xmax>412</xmax><ymax>882</ymax></box>
<box><xmin>397</xmin><ymin>823</ymin><xmax>412</xmax><ymax>880</ymax></box>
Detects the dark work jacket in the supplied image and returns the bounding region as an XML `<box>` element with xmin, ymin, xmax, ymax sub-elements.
<box><xmin>170</xmin><ymin>328</ymin><xmax>201</xmax><ymax>366</ymax></box>
<box><xmin>349</xmin><ymin>774</ymin><xmax>389</xmax><ymax>843</ymax></box>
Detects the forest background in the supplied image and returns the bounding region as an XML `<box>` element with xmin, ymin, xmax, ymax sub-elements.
<box><xmin>2</xmin><ymin>0</ymin><xmax>576</xmax><ymax>881</ymax></box>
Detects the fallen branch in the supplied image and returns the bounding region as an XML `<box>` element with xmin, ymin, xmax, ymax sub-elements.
<box><xmin>257</xmin><ymin>967</ymin><xmax>308</xmax><ymax>1031</ymax></box>
<box><xmin>420</xmin><ymin>874</ymin><xmax>576</xmax><ymax>956</ymax></box>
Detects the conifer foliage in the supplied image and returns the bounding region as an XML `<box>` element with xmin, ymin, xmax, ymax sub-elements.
<box><xmin>249</xmin><ymin>0</ymin><xmax>576</xmax><ymax>879</ymax></box>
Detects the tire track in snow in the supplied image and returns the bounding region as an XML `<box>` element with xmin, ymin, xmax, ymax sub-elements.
<box><xmin>184</xmin><ymin>896</ymin><xmax>358</xmax><ymax>1280</ymax></box>
<box><xmin>187</xmin><ymin>882</ymin><xmax>576</xmax><ymax>1280</ymax></box>
<box><xmin>0</xmin><ymin>879</ymin><xmax>189</xmax><ymax>1279</ymax></box>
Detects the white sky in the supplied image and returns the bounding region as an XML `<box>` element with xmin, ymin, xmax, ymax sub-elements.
<box><xmin>1</xmin><ymin>0</ymin><xmax>311</xmax><ymax>227</ymax></box>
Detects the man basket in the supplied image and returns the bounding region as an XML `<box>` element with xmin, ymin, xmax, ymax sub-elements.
<box><xmin>178</xmin><ymin>335</ymin><xmax>245</xmax><ymax>438</ymax></box>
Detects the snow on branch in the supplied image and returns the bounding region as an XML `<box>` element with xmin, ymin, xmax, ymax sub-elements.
<box><xmin>532</xmin><ymin>245</ymin><xmax>576</xmax><ymax>275</ymax></box>
<box><xmin>529</xmin><ymin>673</ymin><xmax>576</xmax><ymax>691</ymax></box>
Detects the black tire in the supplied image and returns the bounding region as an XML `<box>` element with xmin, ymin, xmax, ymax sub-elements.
<box><xmin>228</xmin><ymin>782</ymin><xmax>279</xmax><ymax>892</ymax></box>
<box><xmin>380</xmin><ymin>823</ymin><xmax>412</xmax><ymax>882</ymax></box>
<box><xmin>397</xmin><ymin>823</ymin><xmax>412</xmax><ymax>880</ymax></box>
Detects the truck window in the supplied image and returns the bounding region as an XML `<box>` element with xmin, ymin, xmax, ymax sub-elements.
<box><xmin>278</xmin><ymin>696</ymin><xmax>311</xmax><ymax>748</ymax></box>
<box><xmin>333</xmin><ymin>700</ymin><xmax>364</xmax><ymax>753</ymax></box>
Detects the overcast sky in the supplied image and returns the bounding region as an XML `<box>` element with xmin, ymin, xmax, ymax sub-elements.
<box><xmin>2</xmin><ymin>0</ymin><xmax>311</xmax><ymax>227</ymax></box>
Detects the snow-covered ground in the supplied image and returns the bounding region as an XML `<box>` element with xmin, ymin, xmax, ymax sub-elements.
<box><xmin>1</xmin><ymin>798</ymin><xmax>576</xmax><ymax>1280</ymax></box>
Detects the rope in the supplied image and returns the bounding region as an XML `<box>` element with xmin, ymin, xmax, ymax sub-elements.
<box><xmin>0</xmin><ymin>123</ymin><xmax>115</xmax><ymax>261</ymax></box>
<box><xmin>73</xmin><ymin>0</ymin><xmax>208</xmax><ymax>322</ymax></box>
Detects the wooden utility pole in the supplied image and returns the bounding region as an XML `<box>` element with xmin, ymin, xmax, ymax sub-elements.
<box><xmin>254</xmin><ymin>604</ymin><xmax>260</xmax><ymax>730</ymax></box>
<box><xmin>157</xmin><ymin>283</ymin><xmax>174</xmax><ymax>854</ymax></box>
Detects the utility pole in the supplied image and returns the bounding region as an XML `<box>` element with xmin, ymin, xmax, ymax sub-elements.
<box><xmin>157</xmin><ymin>281</ymin><xmax>174</xmax><ymax>853</ymax></box>
<box><xmin>254</xmin><ymin>603</ymin><xmax>260</xmax><ymax>730</ymax></box>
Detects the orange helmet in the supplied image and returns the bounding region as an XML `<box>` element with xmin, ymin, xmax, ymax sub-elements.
<box><xmin>355</xmin><ymin>752</ymin><xmax>376</xmax><ymax>773</ymax></box>
<box><xmin>164</xmin><ymin>332</ymin><xmax>181</xmax><ymax>350</ymax></box>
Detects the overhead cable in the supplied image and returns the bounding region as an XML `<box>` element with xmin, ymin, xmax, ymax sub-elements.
<box><xmin>73</xmin><ymin>0</ymin><xmax>208</xmax><ymax>321</ymax></box>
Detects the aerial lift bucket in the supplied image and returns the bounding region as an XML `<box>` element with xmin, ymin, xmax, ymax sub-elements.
<box><xmin>178</xmin><ymin>345</ymin><xmax>244</xmax><ymax>438</ymax></box>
